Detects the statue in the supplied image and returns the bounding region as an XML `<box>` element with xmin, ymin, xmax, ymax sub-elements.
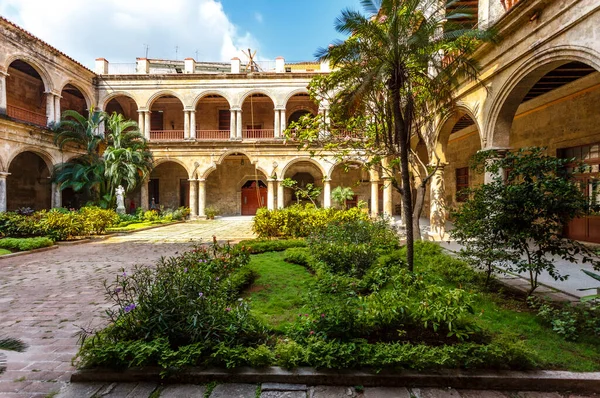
<box><xmin>116</xmin><ymin>185</ymin><xmax>126</xmax><ymax>214</ymax></box>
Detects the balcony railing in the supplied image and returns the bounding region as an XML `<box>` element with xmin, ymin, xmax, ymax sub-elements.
<box><xmin>150</xmin><ymin>130</ymin><xmax>184</xmax><ymax>141</ymax></box>
<box><xmin>196</xmin><ymin>130</ymin><xmax>230</xmax><ymax>140</ymax></box>
<box><xmin>7</xmin><ymin>105</ymin><xmax>47</xmax><ymax>127</ymax></box>
<box><xmin>242</xmin><ymin>129</ymin><xmax>275</xmax><ymax>139</ymax></box>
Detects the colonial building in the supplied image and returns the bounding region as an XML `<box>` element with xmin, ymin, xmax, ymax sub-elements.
<box><xmin>0</xmin><ymin>0</ymin><xmax>598</xmax><ymax>242</ymax></box>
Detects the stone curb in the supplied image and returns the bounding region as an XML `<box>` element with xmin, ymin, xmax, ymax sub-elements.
<box><xmin>71</xmin><ymin>367</ymin><xmax>600</xmax><ymax>393</ymax></box>
<box><xmin>0</xmin><ymin>243</ymin><xmax>58</xmax><ymax>260</ymax></box>
<box><xmin>105</xmin><ymin>220</ymin><xmax>185</xmax><ymax>235</ymax></box>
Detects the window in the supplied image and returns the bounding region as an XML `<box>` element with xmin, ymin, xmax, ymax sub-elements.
<box><xmin>456</xmin><ymin>167</ymin><xmax>469</xmax><ymax>202</ymax></box>
<box><xmin>218</xmin><ymin>109</ymin><xmax>230</xmax><ymax>131</ymax></box>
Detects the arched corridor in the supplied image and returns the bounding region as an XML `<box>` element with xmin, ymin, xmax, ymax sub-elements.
<box><xmin>7</xmin><ymin>151</ymin><xmax>52</xmax><ymax>210</ymax></box>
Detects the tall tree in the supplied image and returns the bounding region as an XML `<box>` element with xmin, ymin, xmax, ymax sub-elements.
<box><xmin>53</xmin><ymin>110</ymin><xmax>153</xmax><ymax>208</ymax></box>
<box><xmin>290</xmin><ymin>0</ymin><xmax>493</xmax><ymax>271</ymax></box>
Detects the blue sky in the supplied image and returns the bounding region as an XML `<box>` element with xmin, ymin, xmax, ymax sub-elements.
<box><xmin>0</xmin><ymin>0</ymin><xmax>363</xmax><ymax>68</ymax></box>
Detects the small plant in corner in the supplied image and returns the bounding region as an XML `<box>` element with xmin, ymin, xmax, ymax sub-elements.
<box><xmin>205</xmin><ymin>206</ymin><xmax>219</xmax><ymax>220</ymax></box>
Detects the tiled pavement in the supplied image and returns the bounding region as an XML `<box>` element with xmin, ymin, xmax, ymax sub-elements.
<box><xmin>0</xmin><ymin>218</ymin><xmax>596</xmax><ymax>397</ymax></box>
<box><xmin>0</xmin><ymin>219</ymin><xmax>255</xmax><ymax>398</ymax></box>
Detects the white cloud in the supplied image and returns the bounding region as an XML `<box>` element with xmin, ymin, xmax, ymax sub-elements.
<box><xmin>0</xmin><ymin>0</ymin><xmax>261</xmax><ymax>68</ymax></box>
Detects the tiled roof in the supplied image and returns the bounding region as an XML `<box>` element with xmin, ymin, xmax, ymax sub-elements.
<box><xmin>0</xmin><ymin>16</ymin><xmax>94</xmax><ymax>74</ymax></box>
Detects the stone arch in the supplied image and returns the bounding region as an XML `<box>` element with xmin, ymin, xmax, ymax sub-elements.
<box><xmin>433</xmin><ymin>104</ymin><xmax>482</xmax><ymax>163</ymax></box>
<box><xmin>7</xmin><ymin>147</ymin><xmax>55</xmax><ymax>172</ymax></box>
<box><xmin>325</xmin><ymin>158</ymin><xmax>367</xmax><ymax>180</ymax></box>
<box><xmin>57</xmin><ymin>80</ymin><xmax>93</xmax><ymax>109</ymax></box>
<box><xmin>145</xmin><ymin>90</ymin><xmax>186</xmax><ymax>109</ymax></box>
<box><xmin>7</xmin><ymin>150</ymin><xmax>53</xmax><ymax>210</ymax></box>
<box><xmin>4</xmin><ymin>55</ymin><xmax>53</xmax><ymax>92</ymax></box>
<box><xmin>152</xmin><ymin>158</ymin><xmax>190</xmax><ymax>178</ymax></box>
<box><xmin>282</xmin><ymin>88</ymin><xmax>311</xmax><ymax>107</ymax></box>
<box><xmin>191</xmin><ymin>90</ymin><xmax>233</xmax><ymax>109</ymax></box>
<box><xmin>281</xmin><ymin>157</ymin><xmax>326</xmax><ymax>179</ymax></box>
<box><xmin>101</xmin><ymin>91</ymin><xmax>140</xmax><ymax>110</ymax></box>
<box><xmin>485</xmin><ymin>45</ymin><xmax>600</xmax><ymax>149</ymax></box>
<box><xmin>238</xmin><ymin>89</ymin><xmax>277</xmax><ymax>107</ymax></box>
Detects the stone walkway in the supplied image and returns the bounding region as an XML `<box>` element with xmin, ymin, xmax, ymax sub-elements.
<box><xmin>0</xmin><ymin>219</ymin><xmax>254</xmax><ymax>398</ymax></box>
<box><xmin>54</xmin><ymin>381</ymin><xmax>599</xmax><ymax>397</ymax></box>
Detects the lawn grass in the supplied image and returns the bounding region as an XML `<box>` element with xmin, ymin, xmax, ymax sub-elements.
<box><xmin>242</xmin><ymin>248</ymin><xmax>600</xmax><ymax>371</ymax></box>
<box><xmin>0</xmin><ymin>248</ymin><xmax>11</xmax><ymax>255</ymax></box>
<box><xmin>244</xmin><ymin>251</ymin><xmax>313</xmax><ymax>332</ymax></box>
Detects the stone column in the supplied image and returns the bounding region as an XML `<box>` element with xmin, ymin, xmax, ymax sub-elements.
<box><xmin>0</xmin><ymin>71</ymin><xmax>7</xmax><ymax>115</ymax></box>
<box><xmin>483</xmin><ymin>148</ymin><xmax>510</xmax><ymax>184</ymax></box>
<box><xmin>277</xmin><ymin>179</ymin><xmax>285</xmax><ymax>209</ymax></box>
<box><xmin>267</xmin><ymin>179</ymin><xmax>275</xmax><ymax>210</ymax></box>
<box><xmin>144</xmin><ymin>111</ymin><xmax>151</xmax><ymax>140</ymax></box>
<box><xmin>190</xmin><ymin>110</ymin><xmax>196</xmax><ymax>139</ymax></box>
<box><xmin>140</xmin><ymin>179</ymin><xmax>149</xmax><ymax>210</ymax></box>
<box><xmin>183</xmin><ymin>110</ymin><xmax>190</xmax><ymax>139</ymax></box>
<box><xmin>188</xmin><ymin>178</ymin><xmax>198</xmax><ymax>218</ymax></box>
<box><xmin>236</xmin><ymin>110</ymin><xmax>242</xmax><ymax>139</ymax></box>
<box><xmin>45</xmin><ymin>92</ymin><xmax>55</xmax><ymax>126</ymax></box>
<box><xmin>54</xmin><ymin>94</ymin><xmax>61</xmax><ymax>123</ymax></box>
<box><xmin>0</xmin><ymin>172</ymin><xmax>9</xmax><ymax>212</ymax></box>
<box><xmin>280</xmin><ymin>109</ymin><xmax>286</xmax><ymax>135</ymax></box>
<box><xmin>429</xmin><ymin>164</ymin><xmax>447</xmax><ymax>240</ymax></box>
<box><xmin>274</xmin><ymin>109</ymin><xmax>280</xmax><ymax>138</ymax></box>
<box><xmin>381</xmin><ymin>158</ymin><xmax>394</xmax><ymax>218</ymax></box>
<box><xmin>323</xmin><ymin>179</ymin><xmax>332</xmax><ymax>208</ymax></box>
<box><xmin>370</xmin><ymin>180</ymin><xmax>379</xmax><ymax>217</ymax></box>
<box><xmin>51</xmin><ymin>182</ymin><xmax>62</xmax><ymax>208</ymax></box>
<box><xmin>229</xmin><ymin>109</ymin><xmax>237</xmax><ymax>139</ymax></box>
<box><xmin>198</xmin><ymin>179</ymin><xmax>207</xmax><ymax>217</ymax></box>
<box><xmin>138</xmin><ymin>111</ymin><xmax>145</xmax><ymax>135</ymax></box>
<box><xmin>96</xmin><ymin>105</ymin><xmax>105</xmax><ymax>137</ymax></box>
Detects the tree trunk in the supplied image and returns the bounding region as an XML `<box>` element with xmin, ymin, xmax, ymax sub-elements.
<box><xmin>390</xmin><ymin>78</ymin><xmax>414</xmax><ymax>272</ymax></box>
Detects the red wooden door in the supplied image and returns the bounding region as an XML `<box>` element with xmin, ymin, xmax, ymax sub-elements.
<box><xmin>241</xmin><ymin>185</ymin><xmax>267</xmax><ymax>215</ymax></box>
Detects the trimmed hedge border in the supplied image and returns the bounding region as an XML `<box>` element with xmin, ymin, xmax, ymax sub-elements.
<box><xmin>71</xmin><ymin>367</ymin><xmax>600</xmax><ymax>393</ymax></box>
<box><xmin>0</xmin><ymin>244</ymin><xmax>58</xmax><ymax>260</ymax></box>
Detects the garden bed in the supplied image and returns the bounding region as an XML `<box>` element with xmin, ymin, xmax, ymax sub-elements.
<box><xmin>74</xmin><ymin>218</ymin><xmax>600</xmax><ymax>374</ymax></box>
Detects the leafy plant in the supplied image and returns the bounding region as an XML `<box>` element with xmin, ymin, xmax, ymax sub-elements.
<box><xmin>0</xmin><ymin>237</ymin><xmax>54</xmax><ymax>251</ymax></box>
<box><xmin>331</xmin><ymin>186</ymin><xmax>355</xmax><ymax>209</ymax></box>
<box><xmin>281</xmin><ymin>178</ymin><xmax>322</xmax><ymax>207</ymax></box>
<box><xmin>205</xmin><ymin>206</ymin><xmax>220</xmax><ymax>219</ymax></box>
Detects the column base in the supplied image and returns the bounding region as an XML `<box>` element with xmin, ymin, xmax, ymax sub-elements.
<box><xmin>426</xmin><ymin>230</ymin><xmax>450</xmax><ymax>242</ymax></box>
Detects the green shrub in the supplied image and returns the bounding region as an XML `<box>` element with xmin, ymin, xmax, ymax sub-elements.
<box><xmin>79</xmin><ymin>206</ymin><xmax>119</xmax><ymax>234</ymax></box>
<box><xmin>38</xmin><ymin>209</ymin><xmax>87</xmax><ymax>241</ymax></box>
<box><xmin>283</xmin><ymin>247</ymin><xmax>312</xmax><ymax>267</ymax></box>
<box><xmin>308</xmin><ymin>219</ymin><xmax>399</xmax><ymax>277</ymax></box>
<box><xmin>237</xmin><ymin>239</ymin><xmax>307</xmax><ymax>254</ymax></box>
<box><xmin>528</xmin><ymin>297</ymin><xmax>600</xmax><ymax>341</ymax></box>
<box><xmin>142</xmin><ymin>210</ymin><xmax>160</xmax><ymax>222</ymax></box>
<box><xmin>0</xmin><ymin>212</ymin><xmax>44</xmax><ymax>237</ymax></box>
<box><xmin>0</xmin><ymin>237</ymin><xmax>54</xmax><ymax>251</ymax></box>
<box><xmin>253</xmin><ymin>204</ymin><xmax>369</xmax><ymax>238</ymax></box>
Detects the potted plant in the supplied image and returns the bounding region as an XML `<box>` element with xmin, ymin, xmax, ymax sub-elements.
<box><xmin>205</xmin><ymin>206</ymin><xmax>219</xmax><ymax>220</ymax></box>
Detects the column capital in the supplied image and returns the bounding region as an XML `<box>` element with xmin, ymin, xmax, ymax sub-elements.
<box><xmin>197</xmin><ymin>178</ymin><xmax>206</xmax><ymax>183</ymax></box>
<box><xmin>0</xmin><ymin>172</ymin><xmax>10</xmax><ymax>178</ymax></box>
<box><xmin>230</xmin><ymin>107</ymin><xmax>241</xmax><ymax>112</ymax></box>
<box><xmin>0</xmin><ymin>69</ymin><xmax>8</xmax><ymax>77</ymax></box>
<box><xmin>274</xmin><ymin>106</ymin><xmax>286</xmax><ymax>111</ymax></box>
<box><xmin>428</xmin><ymin>162</ymin><xmax>448</xmax><ymax>170</ymax></box>
<box><xmin>267</xmin><ymin>178</ymin><xmax>277</xmax><ymax>182</ymax></box>
<box><xmin>44</xmin><ymin>90</ymin><xmax>62</xmax><ymax>97</ymax></box>
<box><xmin>323</xmin><ymin>178</ymin><xmax>332</xmax><ymax>183</ymax></box>
<box><xmin>479</xmin><ymin>147</ymin><xmax>511</xmax><ymax>156</ymax></box>
<box><xmin>138</xmin><ymin>108</ymin><xmax>150</xmax><ymax>113</ymax></box>
<box><xmin>188</xmin><ymin>178</ymin><xmax>198</xmax><ymax>182</ymax></box>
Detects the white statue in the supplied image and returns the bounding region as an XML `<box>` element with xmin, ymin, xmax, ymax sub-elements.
<box><xmin>116</xmin><ymin>185</ymin><xmax>126</xmax><ymax>214</ymax></box>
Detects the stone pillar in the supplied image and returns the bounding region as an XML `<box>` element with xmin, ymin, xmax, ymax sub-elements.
<box><xmin>183</xmin><ymin>110</ymin><xmax>190</xmax><ymax>139</ymax></box>
<box><xmin>0</xmin><ymin>71</ymin><xmax>8</xmax><ymax>115</ymax></box>
<box><xmin>274</xmin><ymin>109</ymin><xmax>280</xmax><ymax>138</ymax></box>
<box><xmin>323</xmin><ymin>179</ymin><xmax>332</xmax><ymax>208</ymax></box>
<box><xmin>483</xmin><ymin>148</ymin><xmax>509</xmax><ymax>184</ymax></box>
<box><xmin>236</xmin><ymin>110</ymin><xmax>242</xmax><ymax>139</ymax></box>
<box><xmin>45</xmin><ymin>92</ymin><xmax>55</xmax><ymax>126</ymax></box>
<box><xmin>54</xmin><ymin>94</ymin><xmax>61</xmax><ymax>123</ymax></box>
<box><xmin>382</xmin><ymin>158</ymin><xmax>394</xmax><ymax>218</ymax></box>
<box><xmin>231</xmin><ymin>57</ymin><xmax>241</xmax><ymax>74</ymax></box>
<box><xmin>370</xmin><ymin>180</ymin><xmax>379</xmax><ymax>217</ymax></box>
<box><xmin>140</xmin><ymin>179</ymin><xmax>149</xmax><ymax>210</ymax></box>
<box><xmin>0</xmin><ymin>172</ymin><xmax>9</xmax><ymax>212</ymax></box>
<box><xmin>230</xmin><ymin>109</ymin><xmax>237</xmax><ymax>139</ymax></box>
<box><xmin>198</xmin><ymin>179</ymin><xmax>206</xmax><ymax>217</ymax></box>
<box><xmin>277</xmin><ymin>179</ymin><xmax>285</xmax><ymax>209</ymax></box>
<box><xmin>189</xmin><ymin>178</ymin><xmax>198</xmax><ymax>218</ymax></box>
<box><xmin>51</xmin><ymin>182</ymin><xmax>62</xmax><ymax>208</ymax></box>
<box><xmin>138</xmin><ymin>111</ymin><xmax>145</xmax><ymax>136</ymax></box>
<box><xmin>280</xmin><ymin>109</ymin><xmax>286</xmax><ymax>135</ymax></box>
<box><xmin>267</xmin><ymin>179</ymin><xmax>275</xmax><ymax>210</ymax></box>
<box><xmin>429</xmin><ymin>164</ymin><xmax>447</xmax><ymax>240</ymax></box>
<box><xmin>144</xmin><ymin>111</ymin><xmax>151</xmax><ymax>140</ymax></box>
<box><xmin>190</xmin><ymin>110</ymin><xmax>196</xmax><ymax>139</ymax></box>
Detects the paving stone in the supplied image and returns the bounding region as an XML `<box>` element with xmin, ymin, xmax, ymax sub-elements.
<box><xmin>411</xmin><ymin>388</ymin><xmax>461</xmax><ymax>398</ymax></box>
<box><xmin>311</xmin><ymin>386</ymin><xmax>356</xmax><ymax>398</ymax></box>
<box><xmin>160</xmin><ymin>384</ymin><xmax>207</xmax><ymax>398</ymax></box>
<box><xmin>261</xmin><ymin>391</ymin><xmax>306</xmax><ymax>398</ymax></box>
<box><xmin>55</xmin><ymin>382</ymin><xmax>105</xmax><ymax>398</ymax></box>
<box><xmin>364</xmin><ymin>386</ymin><xmax>411</xmax><ymax>398</ymax></box>
<box><xmin>127</xmin><ymin>382</ymin><xmax>159</xmax><ymax>398</ymax></box>
<box><xmin>210</xmin><ymin>383</ymin><xmax>258</xmax><ymax>397</ymax></box>
<box><xmin>517</xmin><ymin>393</ymin><xmax>564</xmax><ymax>398</ymax></box>
<box><xmin>99</xmin><ymin>382</ymin><xmax>150</xmax><ymax>397</ymax></box>
<box><xmin>458</xmin><ymin>391</ymin><xmax>510</xmax><ymax>398</ymax></box>
<box><xmin>262</xmin><ymin>383</ymin><xmax>308</xmax><ymax>391</ymax></box>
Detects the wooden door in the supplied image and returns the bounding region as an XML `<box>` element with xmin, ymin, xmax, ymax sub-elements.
<box><xmin>241</xmin><ymin>184</ymin><xmax>267</xmax><ymax>215</ymax></box>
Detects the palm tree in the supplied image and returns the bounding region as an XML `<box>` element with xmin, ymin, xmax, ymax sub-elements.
<box><xmin>332</xmin><ymin>186</ymin><xmax>355</xmax><ymax>209</ymax></box>
<box><xmin>316</xmin><ymin>0</ymin><xmax>492</xmax><ymax>271</ymax></box>
<box><xmin>53</xmin><ymin>110</ymin><xmax>153</xmax><ymax>208</ymax></box>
